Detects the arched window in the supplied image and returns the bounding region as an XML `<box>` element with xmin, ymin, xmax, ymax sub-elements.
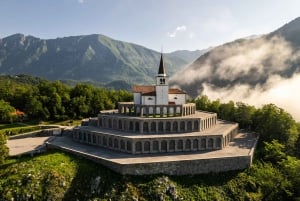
<box><xmin>169</xmin><ymin>140</ymin><xmax>175</xmax><ymax>151</ymax></box>
<box><xmin>103</xmin><ymin>136</ymin><xmax>107</xmax><ymax>146</ymax></box>
<box><xmin>113</xmin><ymin>119</ymin><xmax>117</xmax><ymax>129</ymax></box>
<box><xmin>143</xmin><ymin>122</ymin><xmax>149</xmax><ymax>132</ymax></box>
<box><xmin>208</xmin><ymin>138</ymin><xmax>214</xmax><ymax>148</ymax></box>
<box><xmin>177</xmin><ymin>140</ymin><xmax>183</xmax><ymax>150</ymax></box>
<box><xmin>216</xmin><ymin>138</ymin><xmax>221</xmax><ymax>148</ymax></box>
<box><xmin>153</xmin><ymin>141</ymin><xmax>159</xmax><ymax>152</ymax></box>
<box><xmin>161</xmin><ymin>140</ymin><xmax>167</xmax><ymax>152</ymax></box>
<box><xmin>114</xmin><ymin>139</ymin><xmax>119</xmax><ymax>148</ymax></box>
<box><xmin>194</xmin><ymin>121</ymin><xmax>199</xmax><ymax>130</ymax></box>
<box><xmin>127</xmin><ymin>141</ymin><xmax>132</xmax><ymax>151</ymax></box>
<box><xmin>87</xmin><ymin>134</ymin><xmax>91</xmax><ymax>143</ymax></box>
<box><xmin>108</xmin><ymin>119</ymin><xmax>112</xmax><ymax>128</ymax></box>
<box><xmin>193</xmin><ymin>139</ymin><xmax>199</xmax><ymax>149</ymax></box>
<box><xmin>144</xmin><ymin>141</ymin><xmax>150</xmax><ymax>152</ymax></box>
<box><xmin>151</xmin><ymin>122</ymin><xmax>156</xmax><ymax>132</ymax></box>
<box><xmin>135</xmin><ymin>141</ymin><xmax>142</xmax><ymax>152</ymax></box>
<box><xmin>185</xmin><ymin>139</ymin><xmax>191</xmax><ymax>150</ymax></box>
<box><xmin>158</xmin><ymin>122</ymin><xmax>164</xmax><ymax>132</ymax></box>
<box><xmin>109</xmin><ymin>138</ymin><xmax>113</xmax><ymax>147</ymax></box>
<box><xmin>120</xmin><ymin>140</ymin><xmax>125</xmax><ymax>150</ymax></box>
<box><xmin>187</xmin><ymin>121</ymin><xmax>192</xmax><ymax>131</ymax></box>
<box><xmin>166</xmin><ymin>122</ymin><xmax>171</xmax><ymax>132</ymax></box>
<box><xmin>180</xmin><ymin>121</ymin><xmax>185</xmax><ymax>132</ymax></box>
<box><xmin>118</xmin><ymin>120</ymin><xmax>122</xmax><ymax>129</ymax></box>
<box><xmin>135</xmin><ymin>122</ymin><xmax>140</xmax><ymax>132</ymax></box>
<box><xmin>173</xmin><ymin>121</ymin><xmax>178</xmax><ymax>132</ymax></box>
<box><xmin>201</xmin><ymin>139</ymin><xmax>206</xmax><ymax>149</ymax></box>
<box><xmin>129</xmin><ymin>121</ymin><xmax>133</xmax><ymax>131</ymax></box>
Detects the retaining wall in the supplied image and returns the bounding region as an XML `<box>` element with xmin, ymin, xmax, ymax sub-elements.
<box><xmin>46</xmin><ymin>142</ymin><xmax>252</xmax><ymax>175</ymax></box>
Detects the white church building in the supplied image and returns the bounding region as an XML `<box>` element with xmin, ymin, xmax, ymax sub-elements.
<box><xmin>133</xmin><ymin>53</ymin><xmax>186</xmax><ymax>106</ymax></box>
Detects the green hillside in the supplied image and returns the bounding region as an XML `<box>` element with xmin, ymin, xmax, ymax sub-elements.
<box><xmin>0</xmin><ymin>34</ymin><xmax>204</xmax><ymax>86</ymax></box>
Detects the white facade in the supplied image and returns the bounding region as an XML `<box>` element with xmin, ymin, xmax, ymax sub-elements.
<box><xmin>168</xmin><ymin>94</ymin><xmax>186</xmax><ymax>105</ymax></box>
<box><xmin>133</xmin><ymin>53</ymin><xmax>186</xmax><ymax>106</ymax></box>
<box><xmin>142</xmin><ymin>95</ymin><xmax>156</xmax><ymax>105</ymax></box>
<box><xmin>134</xmin><ymin>93</ymin><xmax>141</xmax><ymax>104</ymax></box>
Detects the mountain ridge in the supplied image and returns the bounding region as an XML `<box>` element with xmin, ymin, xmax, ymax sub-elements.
<box><xmin>0</xmin><ymin>33</ymin><xmax>205</xmax><ymax>86</ymax></box>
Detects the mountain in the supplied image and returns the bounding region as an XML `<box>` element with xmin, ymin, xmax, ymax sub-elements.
<box><xmin>0</xmin><ymin>33</ymin><xmax>205</xmax><ymax>86</ymax></box>
<box><xmin>170</xmin><ymin>17</ymin><xmax>300</xmax><ymax>98</ymax></box>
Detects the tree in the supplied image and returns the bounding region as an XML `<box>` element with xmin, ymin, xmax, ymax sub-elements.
<box><xmin>0</xmin><ymin>99</ymin><xmax>15</xmax><ymax>123</ymax></box>
<box><xmin>234</xmin><ymin>102</ymin><xmax>256</xmax><ymax>129</ymax></box>
<box><xmin>195</xmin><ymin>95</ymin><xmax>211</xmax><ymax>111</ymax></box>
<box><xmin>0</xmin><ymin>132</ymin><xmax>9</xmax><ymax>164</ymax></box>
<box><xmin>252</xmin><ymin>104</ymin><xmax>298</xmax><ymax>148</ymax></box>
<box><xmin>218</xmin><ymin>100</ymin><xmax>236</xmax><ymax>121</ymax></box>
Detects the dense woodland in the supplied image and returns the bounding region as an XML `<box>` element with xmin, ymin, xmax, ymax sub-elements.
<box><xmin>0</xmin><ymin>75</ymin><xmax>132</xmax><ymax>122</ymax></box>
<box><xmin>1</xmin><ymin>75</ymin><xmax>300</xmax><ymax>200</ymax></box>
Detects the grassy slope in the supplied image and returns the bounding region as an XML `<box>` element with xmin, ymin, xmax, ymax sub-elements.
<box><xmin>0</xmin><ymin>150</ymin><xmax>273</xmax><ymax>201</ymax></box>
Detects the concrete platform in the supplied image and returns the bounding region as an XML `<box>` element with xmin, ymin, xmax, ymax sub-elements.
<box><xmin>46</xmin><ymin>131</ymin><xmax>258</xmax><ymax>175</ymax></box>
<box><xmin>7</xmin><ymin>136</ymin><xmax>54</xmax><ymax>156</ymax></box>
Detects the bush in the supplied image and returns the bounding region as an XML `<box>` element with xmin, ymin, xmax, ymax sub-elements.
<box><xmin>0</xmin><ymin>132</ymin><xmax>8</xmax><ymax>164</ymax></box>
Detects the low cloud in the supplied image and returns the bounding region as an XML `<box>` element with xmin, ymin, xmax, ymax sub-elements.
<box><xmin>171</xmin><ymin>35</ymin><xmax>300</xmax><ymax>121</ymax></box>
<box><xmin>167</xmin><ymin>26</ymin><xmax>187</xmax><ymax>38</ymax></box>
<box><xmin>201</xmin><ymin>73</ymin><xmax>300</xmax><ymax>121</ymax></box>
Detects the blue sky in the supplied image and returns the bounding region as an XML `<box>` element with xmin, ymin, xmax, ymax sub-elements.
<box><xmin>1</xmin><ymin>0</ymin><xmax>300</xmax><ymax>52</ymax></box>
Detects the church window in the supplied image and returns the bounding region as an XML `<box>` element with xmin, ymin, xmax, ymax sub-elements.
<box><xmin>160</xmin><ymin>78</ymin><xmax>165</xmax><ymax>84</ymax></box>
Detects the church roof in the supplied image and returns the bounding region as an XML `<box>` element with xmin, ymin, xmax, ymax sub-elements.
<box><xmin>158</xmin><ymin>53</ymin><xmax>166</xmax><ymax>75</ymax></box>
<box><xmin>133</xmin><ymin>85</ymin><xmax>186</xmax><ymax>95</ymax></box>
<box><xmin>133</xmin><ymin>85</ymin><xmax>155</xmax><ymax>95</ymax></box>
<box><xmin>169</xmin><ymin>88</ymin><xmax>186</xmax><ymax>94</ymax></box>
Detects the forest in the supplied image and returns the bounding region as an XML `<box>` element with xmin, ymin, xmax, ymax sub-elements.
<box><xmin>1</xmin><ymin>75</ymin><xmax>300</xmax><ymax>200</ymax></box>
<box><xmin>0</xmin><ymin>75</ymin><xmax>132</xmax><ymax>122</ymax></box>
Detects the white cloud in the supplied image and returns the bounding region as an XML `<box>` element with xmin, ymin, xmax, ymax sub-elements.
<box><xmin>78</xmin><ymin>0</ymin><xmax>85</xmax><ymax>4</ymax></box>
<box><xmin>201</xmin><ymin>73</ymin><xmax>300</xmax><ymax>121</ymax></box>
<box><xmin>167</xmin><ymin>25</ymin><xmax>187</xmax><ymax>38</ymax></box>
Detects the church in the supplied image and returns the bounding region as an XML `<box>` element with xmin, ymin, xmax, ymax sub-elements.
<box><xmin>69</xmin><ymin>53</ymin><xmax>258</xmax><ymax>175</ymax></box>
<box><xmin>133</xmin><ymin>53</ymin><xmax>186</xmax><ymax>106</ymax></box>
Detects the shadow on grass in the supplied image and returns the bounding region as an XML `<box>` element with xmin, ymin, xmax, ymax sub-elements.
<box><xmin>61</xmin><ymin>153</ymin><xmax>126</xmax><ymax>200</ymax></box>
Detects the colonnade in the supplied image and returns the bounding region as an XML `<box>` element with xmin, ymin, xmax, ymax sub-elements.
<box><xmin>73</xmin><ymin>129</ymin><xmax>228</xmax><ymax>154</ymax></box>
<box><xmin>99</xmin><ymin>116</ymin><xmax>201</xmax><ymax>133</ymax></box>
<box><xmin>118</xmin><ymin>102</ymin><xmax>196</xmax><ymax>117</ymax></box>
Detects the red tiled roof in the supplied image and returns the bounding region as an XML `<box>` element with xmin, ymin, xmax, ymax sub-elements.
<box><xmin>133</xmin><ymin>85</ymin><xmax>186</xmax><ymax>95</ymax></box>
<box><xmin>168</xmin><ymin>88</ymin><xmax>186</xmax><ymax>94</ymax></box>
<box><xmin>133</xmin><ymin>85</ymin><xmax>155</xmax><ymax>94</ymax></box>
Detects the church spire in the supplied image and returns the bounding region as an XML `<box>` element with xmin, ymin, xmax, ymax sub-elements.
<box><xmin>158</xmin><ymin>53</ymin><xmax>166</xmax><ymax>76</ymax></box>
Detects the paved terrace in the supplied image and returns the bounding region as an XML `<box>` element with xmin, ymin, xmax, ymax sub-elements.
<box><xmin>46</xmin><ymin>131</ymin><xmax>258</xmax><ymax>175</ymax></box>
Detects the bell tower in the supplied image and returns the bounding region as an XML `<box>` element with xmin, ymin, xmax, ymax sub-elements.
<box><xmin>156</xmin><ymin>53</ymin><xmax>169</xmax><ymax>105</ymax></box>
